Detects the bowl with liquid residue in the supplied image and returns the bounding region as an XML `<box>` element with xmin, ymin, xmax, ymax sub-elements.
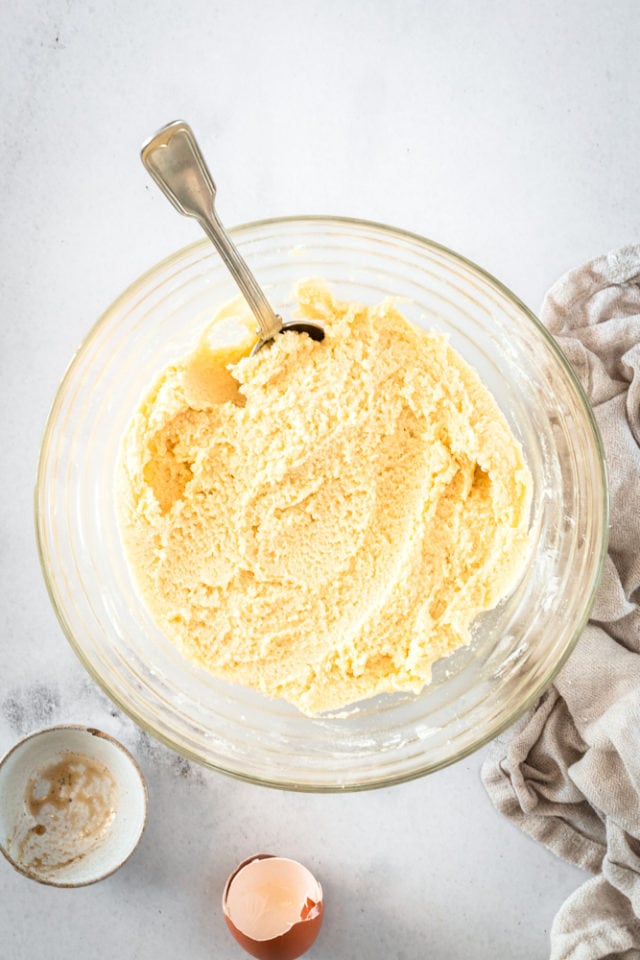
<box><xmin>0</xmin><ymin>725</ymin><xmax>147</xmax><ymax>886</ymax></box>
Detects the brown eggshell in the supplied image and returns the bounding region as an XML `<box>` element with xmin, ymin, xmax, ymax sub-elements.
<box><xmin>222</xmin><ymin>853</ymin><xmax>323</xmax><ymax>960</ymax></box>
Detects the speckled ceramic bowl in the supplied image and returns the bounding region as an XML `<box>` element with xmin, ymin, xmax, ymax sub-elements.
<box><xmin>0</xmin><ymin>725</ymin><xmax>147</xmax><ymax>885</ymax></box>
<box><xmin>35</xmin><ymin>217</ymin><xmax>607</xmax><ymax>791</ymax></box>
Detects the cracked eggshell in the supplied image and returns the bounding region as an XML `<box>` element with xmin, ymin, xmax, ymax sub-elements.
<box><xmin>222</xmin><ymin>853</ymin><xmax>323</xmax><ymax>960</ymax></box>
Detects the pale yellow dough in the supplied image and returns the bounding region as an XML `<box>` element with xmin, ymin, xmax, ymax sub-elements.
<box><xmin>118</xmin><ymin>281</ymin><xmax>532</xmax><ymax>715</ymax></box>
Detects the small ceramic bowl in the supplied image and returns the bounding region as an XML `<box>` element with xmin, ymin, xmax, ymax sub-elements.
<box><xmin>0</xmin><ymin>725</ymin><xmax>147</xmax><ymax>886</ymax></box>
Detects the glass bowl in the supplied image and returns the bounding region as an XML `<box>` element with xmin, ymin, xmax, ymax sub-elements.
<box><xmin>36</xmin><ymin>217</ymin><xmax>607</xmax><ymax>791</ymax></box>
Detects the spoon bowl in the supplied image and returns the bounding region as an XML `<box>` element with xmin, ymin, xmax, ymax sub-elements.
<box><xmin>250</xmin><ymin>318</ymin><xmax>326</xmax><ymax>355</ymax></box>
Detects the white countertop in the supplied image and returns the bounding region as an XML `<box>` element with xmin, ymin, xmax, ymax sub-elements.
<box><xmin>2</xmin><ymin>2</ymin><xmax>638</xmax><ymax>956</ymax></box>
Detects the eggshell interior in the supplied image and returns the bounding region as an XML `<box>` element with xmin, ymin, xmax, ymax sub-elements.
<box><xmin>224</xmin><ymin>856</ymin><xmax>322</xmax><ymax>941</ymax></box>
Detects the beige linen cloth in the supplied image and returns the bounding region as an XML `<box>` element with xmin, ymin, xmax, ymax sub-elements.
<box><xmin>482</xmin><ymin>245</ymin><xmax>640</xmax><ymax>959</ymax></box>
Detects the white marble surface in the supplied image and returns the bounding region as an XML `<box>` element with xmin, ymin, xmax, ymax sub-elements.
<box><xmin>1</xmin><ymin>1</ymin><xmax>638</xmax><ymax>957</ymax></box>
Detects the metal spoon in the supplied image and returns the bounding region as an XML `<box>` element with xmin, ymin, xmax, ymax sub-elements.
<box><xmin>141</xmin><ymin>121</ymin><xmax>325</xmax><ymax>355</ymax></box>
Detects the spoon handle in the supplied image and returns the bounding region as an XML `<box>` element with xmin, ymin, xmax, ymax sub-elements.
<box><xmin>141</xmin><ymin>121</ymin><xmax>282</xmax><ymax>342</ymax></box>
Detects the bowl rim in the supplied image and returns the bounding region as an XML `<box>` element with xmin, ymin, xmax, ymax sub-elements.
<box><xmin>0</xmin><ymin>723</ymin><xmax>148</xmax><ymax>886</ymax></box>
<box><xmin>34</xmin><ymin>214</ymin><xmax>610</xmax><ymax>792</ymax></box>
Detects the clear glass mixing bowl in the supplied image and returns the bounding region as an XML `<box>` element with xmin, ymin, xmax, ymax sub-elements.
<box><xmin>36</xmin><ymin>217</ymin><xmax>607</xmax><ymax>791</ymax></box>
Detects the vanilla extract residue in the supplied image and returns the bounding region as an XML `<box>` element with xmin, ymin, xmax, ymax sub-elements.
<box><xmin>12</xmin><ymin>751</ymin><xmax>117</xmax><ymax>877</ymax></box>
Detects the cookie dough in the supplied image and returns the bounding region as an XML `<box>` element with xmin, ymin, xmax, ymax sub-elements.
<box><xmin>118</xmin><ymin>280</ymin><xmax>532</xmax><ymax>714</ymax></box>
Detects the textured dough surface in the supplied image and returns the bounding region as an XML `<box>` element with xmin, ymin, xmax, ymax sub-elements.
<box><xmin>118</xmin><ymin>280</ymin><xmax>532</xmax><ymax>715</ymax></box>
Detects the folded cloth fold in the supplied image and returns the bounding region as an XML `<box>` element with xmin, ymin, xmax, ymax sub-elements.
<box><xmin>481</xmin><ymin>246</ymin><xmax>640</xmax><ymax>960</ymax></box>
